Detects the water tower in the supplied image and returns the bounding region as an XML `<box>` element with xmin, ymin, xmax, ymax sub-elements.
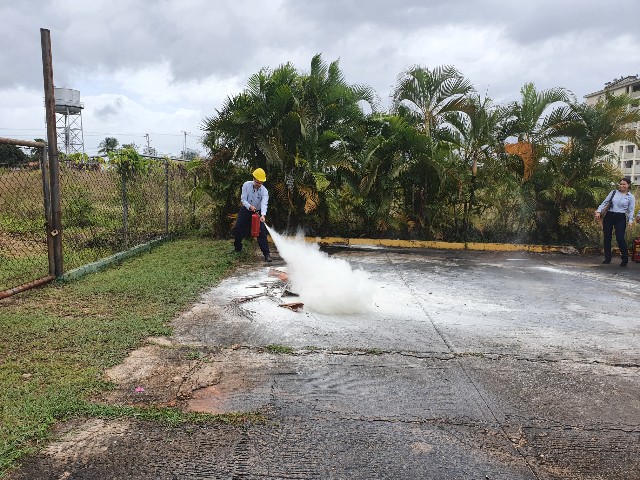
<box><xmin>54</xmin><ymin>87</ymin><xmax>85</xmax><ymax>156</ymax></box>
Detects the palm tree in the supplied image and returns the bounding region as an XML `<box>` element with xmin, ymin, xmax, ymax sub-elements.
<box><xmin>296</xmin><ymin>54</ymin><xmax>377</xmax><ymax>232</ymax></box>
<box><xmin>331</xmin><ymin>113</ymin><xmax>428</xmax><ymax>237</ymax></box>
<box><xmin>98</xmin><ymin>137</ymin><xmax>119</xmax><ymax>155</ymax></box>
<box><xmin>447</xmin><ymin>95</ymin><xmax>508</xmax><ymax>238</ymax></box>
<box><xmin>203</xmin><ymin>63</ymin><xmax>300</xmax><ymax>168</ymax></box>
<box><xmin>391</xmin><ymin>65</ymin><xmax>474</xmax><ymax>138</ymax></box>
<box><xmin>554</xmin><ymin>92</ymin><xmax>640</xmax><ymax>164</ymax></box>
<box><xmin>530</xmin><ymin>93</ymin><xmax>640</xmax><ymax>245</ymax></box>
<box><xmin>502</xmin><ymin>82</ymin><xmax>572</xmax><ymax>180</ymax></box>
<box><xmin>201</xmin><ymin>54</ymin><xmax>376</xmax><ymax>233</ymax></box>
<box><xmin>0</xmin><ymin>144</ymin><xmax>28</xmax><ymax>168</ymax></box>
<box><xmin>390</xmin><ymin>65</ymin><xmax>475</xmax><ymax>237</ymax></box>
<box><xmin>530</xmin><ymin>146</ymin><xmax>614</xmax><ymax>245</ymax></box>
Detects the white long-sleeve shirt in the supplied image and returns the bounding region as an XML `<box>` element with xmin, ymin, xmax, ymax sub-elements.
<box><xmin>597</xmin><ymin>190</ymin><xmax>635</xmax><ymax>225</ymax></box>
<box><xmin>240</xmin><ymin>180</ymin><xmax>269</xmax><ymax>216</ymax></box>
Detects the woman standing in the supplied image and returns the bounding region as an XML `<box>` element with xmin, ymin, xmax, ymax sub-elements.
<box><xmin>595</xmin><ymin>177</ymin><xmax>636</xmax><ymax>266</ymax></box>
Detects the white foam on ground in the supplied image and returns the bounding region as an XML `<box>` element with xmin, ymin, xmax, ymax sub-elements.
<box><xmin>266</xmin><ymin>226</ymin><xmax>375</xmax><ymax>314</ymax></box>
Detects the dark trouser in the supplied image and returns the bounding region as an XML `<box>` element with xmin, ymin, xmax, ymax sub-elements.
<box><xmin>233</xmin><ymin>207</ymin><xmax>270</xmax><ymax>257</ymax></box>
<box><xmin>602</xmin><ymin>212</ymin><xmax>628</xmax><ymax>260</ymax></box>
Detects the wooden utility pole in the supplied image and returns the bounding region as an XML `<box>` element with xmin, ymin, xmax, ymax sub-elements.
<box><xmin>41</xmin><ymin>28</ymin><xmax>63</xmax><ymax>276</ymax></box>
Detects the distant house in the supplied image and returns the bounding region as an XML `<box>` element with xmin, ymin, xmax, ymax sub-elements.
<box><xmin>584</xmin><ymin>75</ymin><xmax>640</xmax><ymax>184</ymax></box>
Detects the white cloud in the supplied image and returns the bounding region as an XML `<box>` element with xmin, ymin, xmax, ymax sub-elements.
<box><xmin>1</xmin><ymin>0</ymin><xmax>638</xmax><ymax>156</ymax></box>
<box><xmin>81</xmin><ymin>93</ymin><xmax>204</xmax><ymax>156</ymax></box>
<box><xmin>0</xmin><ymin>88</ymin><xmax>47</xmax><ymax>141</ymax></box>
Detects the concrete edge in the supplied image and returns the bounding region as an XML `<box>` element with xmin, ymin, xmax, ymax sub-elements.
<box><xmin>283</xmin><ymin>236</ymin><xmax>580</xmax><ymax>254</ymax></box>
<box><xmin>58</xmin><ymin>237</ymin><xmax>168</xmax><ymax>282</ymax></box>
<box><xmin>56</xmin><ymin>235</ymin><xmax>587</xmax><ymax>285</ymax></box>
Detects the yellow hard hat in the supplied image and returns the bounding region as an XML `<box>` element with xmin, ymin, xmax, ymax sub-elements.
<box><xmin>253</xmin><ymin>168</ymin><xmax>266</xmax><ymax>182</ymax></box>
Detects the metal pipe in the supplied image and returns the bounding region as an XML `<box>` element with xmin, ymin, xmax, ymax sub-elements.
<box><xmin>0</xmin><ymin>276</ymin><xmax>55</xmax><ymax>300</ymax></box>
<box><xmin>0</xmin><ymin>137</ymin><xmax>46</xmax><ymax>148</ymax></box>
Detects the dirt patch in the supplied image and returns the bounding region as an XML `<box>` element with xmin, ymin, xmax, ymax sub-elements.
<box><xmin>0</xmin><ymin>232</ymin><xmax>46</xmax><ymax>258</ymax></box>
<box><xmin>42</xmin><ymin>418</ymin><xmax>133</xmax><ymax>461</ymax></box>
<box><xmin>95</xmin><ymin>337</ymin><xmax>279</xmax><ymax>414</ymax></box>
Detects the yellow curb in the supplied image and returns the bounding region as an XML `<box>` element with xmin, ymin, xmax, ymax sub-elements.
<box><xmin>465</xmin><ymin>242</ymin><xmax>575</xmax><ymax>254</ymax></box>
<box><xmin>268</xmin><ymin>236</ymin><xmax>577</xmax><ymax>254</ymax></box>
<box><xmin>312</xmin><ymin>237</ymin><xmax>465</xmax><ymax>250</ymax></box>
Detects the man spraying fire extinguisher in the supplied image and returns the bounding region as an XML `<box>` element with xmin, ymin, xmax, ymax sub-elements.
<box><xmin>232</xmin><ymin>168</ymin><xmax>272</xmax><ymax>262</ymax></box>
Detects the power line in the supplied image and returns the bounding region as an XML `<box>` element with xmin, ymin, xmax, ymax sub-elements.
<box><xmin>2</xmin><ymin>128</ymin><xmax>202</xmax><ymax>157</ymax></box>
<box><xmin>84</xmin><ymin>131</ymin><xmax>200</xmax><ymax>137</ymax></box>
<box><xmin>1</xmin><ymin>128</ymin><xmax>200</xmax><ymax>138</ymax></box>
<box><xmin>0</xmin><ymin>128</ymin><xmax>46</xmax><ymax>131</ymax></box>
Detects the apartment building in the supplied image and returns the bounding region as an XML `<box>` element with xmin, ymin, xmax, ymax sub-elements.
<box><xmin>584</xmin><ymin>75</ymin><xmax>640</xmax><ymax>184</ymax></box>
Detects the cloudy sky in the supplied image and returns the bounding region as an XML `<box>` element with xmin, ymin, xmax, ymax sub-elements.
<box><xmin>1</xmin><ymin>0</ymin><xmax>638</xmax><ymax>157</ymax></box>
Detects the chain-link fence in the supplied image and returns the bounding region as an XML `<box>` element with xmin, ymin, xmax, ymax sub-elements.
<box><xmin>58</xmin><ymin>156</ymin><xmax>199</xmax><ymax>271</ymax></box>
<box><xmin>0</xmin><ymin>138</ymin><xmax>52</xmax><ymax>294</ymax></box>
<box><xmin>1</xmin><ymin>137</ymin><xmax>212</xmax><ymax>297</ymax></box>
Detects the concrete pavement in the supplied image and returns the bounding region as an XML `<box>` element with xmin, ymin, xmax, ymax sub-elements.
<box><xmin>11</xmin><ymin>247</ymin><xmax>640</xmax><ymax>479</ymax></box>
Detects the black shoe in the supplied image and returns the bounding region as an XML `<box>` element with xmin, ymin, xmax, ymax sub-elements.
<box><xmin>621</xmin><ymin>259</ymin><xmax>628</xmax><ymax>267</ymax></box>
<box><xmin>602</xmin><ymin>259</ymin><xmax>611</xmax><ymax>264</ymax></box>
<box><xmin>265</xmin><ymin>255</ymin><xmax>272</xmax><ymax>263</ymax></box>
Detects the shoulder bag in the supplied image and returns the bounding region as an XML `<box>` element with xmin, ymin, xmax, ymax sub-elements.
<box><xmin>599</xmin><ymin>190</ymin><xmax>616</xmax><ymax>220</ymax></box>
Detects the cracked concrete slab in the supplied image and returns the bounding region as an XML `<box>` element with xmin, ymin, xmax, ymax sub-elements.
<box><xmin>10</xmin><ymin>247</ymin><xmax>640</xmax><ymax>479</ymax></box>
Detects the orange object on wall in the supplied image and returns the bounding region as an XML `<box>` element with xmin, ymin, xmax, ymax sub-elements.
<box><xmin>505</xmin><ymin>141</ymin><xmax>535</xmax><ymax>181</ymax></box>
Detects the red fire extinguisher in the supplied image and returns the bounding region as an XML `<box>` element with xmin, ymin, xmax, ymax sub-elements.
<box><xmin>251</xmin><ymin>213</ymin><xmax>261</xmax><ymax>238</ymax></box>
<box><xmin>633</xmin><ymin>236</ymin><xmax>640</xmax><ymax>263</ymax></box>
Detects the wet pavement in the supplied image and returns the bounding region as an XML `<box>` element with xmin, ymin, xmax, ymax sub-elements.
<box><xmin>11</xmin><ymin>248</ymin><xmax>640</xmax><ymax>479</ymax></box>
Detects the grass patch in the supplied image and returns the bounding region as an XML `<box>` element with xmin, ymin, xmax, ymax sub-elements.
<box><xmin>264</xmin><ymin>344</ymin><xmax>295</xmax><ymax>355</ymax></box>
<box><xmin>184</xmin><ymin>348</ymin><xmax>205</xmax><ymax>361</ymax></box>
<box><xmin>363</xmin><ymin>348</ymin><xmax>384</xmax><ymax>355</ymax></box>
<box><xmin>73</xmin><ymin>402</ymin><xmax>266</xmax><ymax>426</ymax></box>
<box><xmin>0</xmin><ymin>237</ymin><xmax>246</xmax><ymax>476</ymax></box>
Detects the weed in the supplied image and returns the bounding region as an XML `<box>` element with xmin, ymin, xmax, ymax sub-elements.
<box><xmin>185</xmin><ymin>349</ymin><xmax>204</xmax><ymax>361</ymax></box>
<box><xmin>364</xmin><ymin>348</ymin><xmax>384</xmax><ymax>355</ymax></box>
<box><xmin>265</xmin><ymin>344</ymin><xmax>294</xmax><ymax>355</ymax></box>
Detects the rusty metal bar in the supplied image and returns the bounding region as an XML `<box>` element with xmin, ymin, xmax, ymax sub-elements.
<box><xmin>0</xmin><ymin>137</ymin><xmax>46</xmax><ymax>148</ymax></box>
<box><xmin>41</xmin><ymin>28</ymin><xmax>63</xmax><ymax>276</ymax></box>
<box><xmin>0</xmin><ymin>276</ymin><xmax>55</xmax><ymax>300</ymax></box>
<box><xmin>40</xmin><ymin>145</ymin><xmax>56</xmax><ymax>276</ymax></box>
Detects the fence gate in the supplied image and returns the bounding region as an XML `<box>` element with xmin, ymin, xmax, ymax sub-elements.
<box><xmin>0</xmin><ymin>137</ymin><xmax>55</xmax><ymax>298</ymax></box>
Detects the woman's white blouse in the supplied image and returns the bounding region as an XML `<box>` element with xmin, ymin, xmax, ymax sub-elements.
<box><xmin>597</xmin><ymin>190</ymin><xmax>636</xmax><ymax>224</ymax></box>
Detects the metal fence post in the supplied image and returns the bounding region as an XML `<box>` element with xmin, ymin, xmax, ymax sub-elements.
<box><xmin>122</xmin><ymin>171</ymin><xmax>129</xmax><ymax>249</ymax></box>
<box><xmin>40</xmin><ymin>145</ymin><xmax>55</xmax><ymax>276</ymax></box>
<box><xmin>41</xmin><ymin>28</ymin><xmax>63</xmax><ymax>276</ymax></box>
<box><xmin>191</xmin><ymin>173</ymin><xmax>197</xmax><ymax>226</ymax></box>
<box><xmin>164</xmin><ymin>158</ymin><xmax>169</xmax><ymax>235</ymax></box>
